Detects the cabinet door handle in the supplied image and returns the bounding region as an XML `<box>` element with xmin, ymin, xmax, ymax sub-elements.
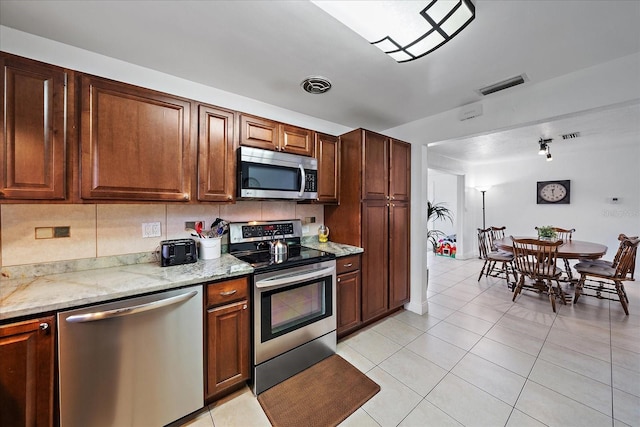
<box><xmin>343</xmin><ymin>263</ymin><xmax>353</xmax><ymax>268</ymax></box>
<box><xmin>220</xmin><ymin>289</ymin><xmax>238</xmax><ymax>296</ymax></box>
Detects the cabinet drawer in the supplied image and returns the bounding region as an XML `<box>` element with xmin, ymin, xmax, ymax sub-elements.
<box><xmin>206</xmin><ymin>277</ymin><xmax>249</xmax><ymax>307</ymax></box>
<box><xmin>336</xmin><ymin>255</ymin><xmax>361</xmax><ymax>274</ymax></box>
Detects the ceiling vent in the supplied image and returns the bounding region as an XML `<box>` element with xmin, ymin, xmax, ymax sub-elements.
<box><xmin>477</xmin><ymin>74</ymin><xmax>528</xmax><ymax>96</ymax></box>
<box><xmin>561</xmin><ymin>132</ymin><xmax>581</xmax><ymax>140</ymax></box>
<box><xmin>301</xmin><ymin>76</ymin><xmax>332</xmax><ymax>94</ymax></box>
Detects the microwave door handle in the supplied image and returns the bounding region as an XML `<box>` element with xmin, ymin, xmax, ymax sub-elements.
<box><xmin>298</xmin><ymin>164</ymin><xmax>305</xmax><ymax>196</ymax></box>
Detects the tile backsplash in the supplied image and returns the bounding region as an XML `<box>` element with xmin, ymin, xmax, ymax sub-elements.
<box><xmin>0</xmin><ymin>202</ymin><xmax>324</xmax><ymax>267</ymax></box>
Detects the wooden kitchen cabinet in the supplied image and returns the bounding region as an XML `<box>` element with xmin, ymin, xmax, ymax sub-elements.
<box><xmin>80</xmin><ymin>74</ymin><xmax>192</xmax><ymax>201</ymax></box>
<box><xmin>336</xmin><ymin>254</ymin><xmax>361</xmax><ymax>337</ymax></box>
<box><xmin>389</xmin><ymin>200</ymin><xmax>410</xmax><ymax>309</ymax></box>
<box><xmin>315</xmin><ymin>132</ymin><xmax>340</xmax><ymax>203</ymax></box>
<box><xmin>325</xmin><ymin>128</ymin><xmax>411</xmax><ymax>326</ymax></box>
<box><xmin>0</xmin><ymin>316</ymin><xmax>55</xmax><ymax>427</ymax></box>
<box><xmin>205</xmin><ymin>277</ymin><xmax>250</xmax><ymax>402</ymax></box>
<box><xmin>197</xmin><ymin>104</ymin><xmax>237</xmax><ymax>202</ymax></box>
<box><xmin>0</xmin><ymin>53</ymin><xmax>71</xmax><ymax>201</ymax></box>
<box><xmin>240</xmin><ymin>114</ymin><xmax>314</xmax><ymax>156</ymax></box>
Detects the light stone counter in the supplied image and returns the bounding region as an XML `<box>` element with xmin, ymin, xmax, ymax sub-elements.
<box><xmin>1</xmin><ymin>239</ymin><xmax>361</xmax><ymax>322</ymax></box>
<box><xmin>301</xmin><ymin>238</ymin><xmax>364</xmax><ymax>257</ymax></box>
<box><xmin>0</xmin><ymin>254</ymin><xmax>253</xmax><ymax>321</ymax></box>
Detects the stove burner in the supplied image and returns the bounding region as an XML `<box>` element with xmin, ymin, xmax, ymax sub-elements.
<box><xmin>233</xmin><ymin>245</ymin><xmax>334</xmax><ymax>273</ymax></box>
<box><xmin>229</xmin><ymin>220</ymin><xmax>335</xmax><ymax>273</ymax></box>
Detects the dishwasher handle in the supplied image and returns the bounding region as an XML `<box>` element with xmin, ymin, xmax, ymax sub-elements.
<box><xmin>65</xmin><ymin>290</ymin><xmax>198</xmax><ymax>323</ymax></box>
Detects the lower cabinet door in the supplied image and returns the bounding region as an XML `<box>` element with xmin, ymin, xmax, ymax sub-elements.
<box><xmin>0</xmin><ymin>316</ymin><xmax>55</xmax><ymax>427</ymax></box>
<box><xmin>206</xmin><ymin>300</ymin><xmax>250</xmax><ymax>400</ymax></box>
<box><xmin>337</xmin><ymin>270</ymin><xmax>361</xmax><ymax>336</ymax></box>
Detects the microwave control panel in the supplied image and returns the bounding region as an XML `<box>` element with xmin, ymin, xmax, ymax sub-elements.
<box><xmin>304</xmin><ymin>170</ymin><xmax>317</xmax><ymax>192</ymax></box>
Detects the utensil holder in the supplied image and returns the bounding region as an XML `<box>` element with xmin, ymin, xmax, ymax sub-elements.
<box><xmin>199</xmin><ymin>237</ymin><xmax>221</xmax><ymax>260</ymax></box>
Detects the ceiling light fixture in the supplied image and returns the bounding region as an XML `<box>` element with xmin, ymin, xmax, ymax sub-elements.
<box><xmin>538</xmin><ymin>137</ymin><xmax>553</xmax><ymax>159</ymax></box>
<box><xmin>311</xmin><ymin>0</ymin><xmax>475</xmax><ymax>63</ymax></box>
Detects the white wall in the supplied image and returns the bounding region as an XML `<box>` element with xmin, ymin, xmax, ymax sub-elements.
<box><xmin>427</xmin><ymin>171</ymin><xmax>457</xmax><ymax>239</ymax></box>
<box><xmin>468</xmin><ymin>145</ymin><xmax>640</xmax><ymax>263</ymax></box>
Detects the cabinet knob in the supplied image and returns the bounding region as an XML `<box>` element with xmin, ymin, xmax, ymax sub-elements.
<box><xmin>39</xmin><ymin>322</ymin><xmax>50</xmax><ymax>333</ymax></box>
<box><xmin>183</xmin><ymin>193</ymin><xmax>189</xmax><ymax>200</ymax></box>
<box><xmin>243</xmin><ymin>304</ymin><xmax>247</xmax><ymax>310</ymax></box>
<box><xmin>337</xmin><ymin>277</ymin><xmax>341</xmax><ymax>283</ymax></box>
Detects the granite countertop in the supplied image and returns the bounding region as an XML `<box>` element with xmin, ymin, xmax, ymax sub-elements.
<box><xmin>0</xmin><ymin>240</ymin><xmax>363</xmax><ymax>322</ymax></box>
<box><xmin>302</xmin><ymin>239</ymin><xmax>364</xmax><ymax>257</ymax></box>
<box><xmin>0</xmin><ymin>254</ymin><xmax>253</xmax><ymax>322</ymax></box>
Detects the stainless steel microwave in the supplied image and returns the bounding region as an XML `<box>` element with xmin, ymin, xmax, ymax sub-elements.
<box><xmin>237</xmin><ymin>146</ymin><xmax>318</xmax><ymax>200</ymax></box>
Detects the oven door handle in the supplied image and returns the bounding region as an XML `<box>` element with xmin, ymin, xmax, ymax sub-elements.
<box><xmin>255</xmin><ymin>266</ymin><xmax>335</xmax><ymax>288</ymax></box>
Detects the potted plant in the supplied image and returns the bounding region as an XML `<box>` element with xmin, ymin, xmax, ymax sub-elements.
<box><xmin>427</xmin><ymin>201</ymin><xmax>454</xmax><ymax>252</ymax></box>
<box><xmin>537</xmin><ymin>225</ymin><xmax>557</xmax><ymax>241</ymax></box>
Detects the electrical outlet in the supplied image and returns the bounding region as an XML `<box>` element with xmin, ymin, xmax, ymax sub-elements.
<box><xmin>142</xmin><ymin>222</ymin><xmax>162</xmax><ymax>238</ymax></box>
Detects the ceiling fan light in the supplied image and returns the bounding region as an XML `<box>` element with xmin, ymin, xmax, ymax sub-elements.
<box><xmin>538</xmin><ymin>143</ymin><xmax>547</xmax><ymax>155</ymax></box>
<box><xmin>546</xmin><ymin>152</ymin><xmax>553</xmax><ymax>161</ymax></box>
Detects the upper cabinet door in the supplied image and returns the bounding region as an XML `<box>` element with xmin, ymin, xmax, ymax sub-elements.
<box><xmin>198</xmin><ymin>105</ymin><xmax>236</xmax><ymax>202</ymax></box>
<box><xmin>80</xmin><ymin>75</ymin><xmax>192</xmax><ymax>201</ymax></box>
<box><xmin>279</xmin><ymin>124</ymin><xmax>314</xmax><ymax>156</ymax></box>
<box><xmin>389</xmin><ymin>139</ymin><xmax>411</xmax><ymax>202</ymax></box>
<box><xmin>239</xmin><ymin>114</ymin><xmax>279</xmax><ymax>151</ymax></box>
<box><xmin>0</xmin><ymin>54</ymin><xmax>67</xmax><ymax>200</ymax></box>
<box><xmin>315</xmin><ymin>133</ymin><xmax>339</xmax><ymax>203</ymax></box>
<box><xmin>362</xmin><ymin>130</ymin><xmax>388</xmax><ymax>200</ymax></box>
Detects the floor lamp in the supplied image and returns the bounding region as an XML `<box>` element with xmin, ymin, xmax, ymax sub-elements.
<box><xmin>476</xmin><ymin>186</ymin><xmax>491</xmax><ymax>229</ymax></box>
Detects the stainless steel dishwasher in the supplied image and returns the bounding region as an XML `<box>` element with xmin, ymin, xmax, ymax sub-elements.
<box><xmin>58</xmin><ymin>286</ymin><xmax>203</xmax><ymax>427</ymax></box>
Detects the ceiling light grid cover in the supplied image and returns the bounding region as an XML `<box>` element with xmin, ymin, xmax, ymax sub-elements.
<box><xmin>312</xmin><ymin>0</ymin><xmax>475</xmax><ymax>63</ymax></box>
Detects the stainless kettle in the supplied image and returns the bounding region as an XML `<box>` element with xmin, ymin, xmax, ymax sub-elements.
<box><xmin>269</xmin><ymin>231</ymin><xmax>288</xmax><ymax>256</ymax></box>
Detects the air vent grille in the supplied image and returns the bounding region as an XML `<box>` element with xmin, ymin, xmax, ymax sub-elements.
<box><xmin>478</xmin><ymin>74</ymin><xmax>528</xmax><ymax>96</ymax></box>
<box><xmin>561</xmin><ymin>132</ymin><xmax>580</xmax><ymax>140</ymax></box>
<box><xmin>301</xmin><ymin>76</ymin><xmax>332</xmax><ymax>94</ymax></box>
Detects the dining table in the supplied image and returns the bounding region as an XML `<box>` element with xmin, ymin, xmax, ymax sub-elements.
<box><xmin>493</xmin><ymin>236</ymin><xmax>608</xmax><ymax>281</ymax></box>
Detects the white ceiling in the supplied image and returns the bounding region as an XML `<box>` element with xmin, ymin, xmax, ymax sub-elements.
<box><xmin>1</xmin><ymin>0</ymin><xmax>639</xmax><ymax>163</ymax></box>
<box><xmin>429</xmin><ymin>101</ymin><xmax>640</xmax><ymax>164</ymax></box>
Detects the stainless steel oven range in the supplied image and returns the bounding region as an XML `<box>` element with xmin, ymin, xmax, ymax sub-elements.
<box><xmin>229</xmin><ymin>219</ymin><xmax>336</xmax><ymax>395</ymax></box>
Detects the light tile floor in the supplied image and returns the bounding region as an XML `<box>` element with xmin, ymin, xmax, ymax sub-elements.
<box><xmin>182</xmin><ymin>253</ymin><xmax>640</xmax><ymax>427</ymax></box>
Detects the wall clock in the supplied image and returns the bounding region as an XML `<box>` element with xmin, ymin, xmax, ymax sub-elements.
<box><xmin>537</xmin><ymin>180</ymin><xmax>570</xmax><ymax>204</ymax></box>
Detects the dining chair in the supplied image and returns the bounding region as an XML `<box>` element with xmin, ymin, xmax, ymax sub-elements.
<box><xmin>574</xmin><ymin>237</ymin><xmax>639</xmax><ymax>315</ymax></box>
<box><xmin>534</xmin><ymin>226</ymin><xmax>575</xmax><ymax>279</ymax></box>
<box><xmin>477</xmin><ymin>228</ymin><xmax>517</xmax><ymax>289</ymax></box>
<box><xmin>488</xmin><ymin>226</ymin><xmax>508</xmax><ymax>251</ymax></box>
<box><xmin>511</xmin><ymin>237</ymin><xmax>568</xmax><ymax>312</ymax></box>
<box><xmin>574</xmin><ymin>233</ymin><xmax>637</xmax><ymax>280</ymax></box>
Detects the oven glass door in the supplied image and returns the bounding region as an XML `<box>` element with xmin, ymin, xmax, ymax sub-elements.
<box><xmin>254</xmin><ymin>260</ymin><xmax>336</xmax><ymax>365</ymax></box>
<box><xmin>260</xmin><ymin>276</ymin><xmax>332</xmax><ymax>343</ymax></box>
